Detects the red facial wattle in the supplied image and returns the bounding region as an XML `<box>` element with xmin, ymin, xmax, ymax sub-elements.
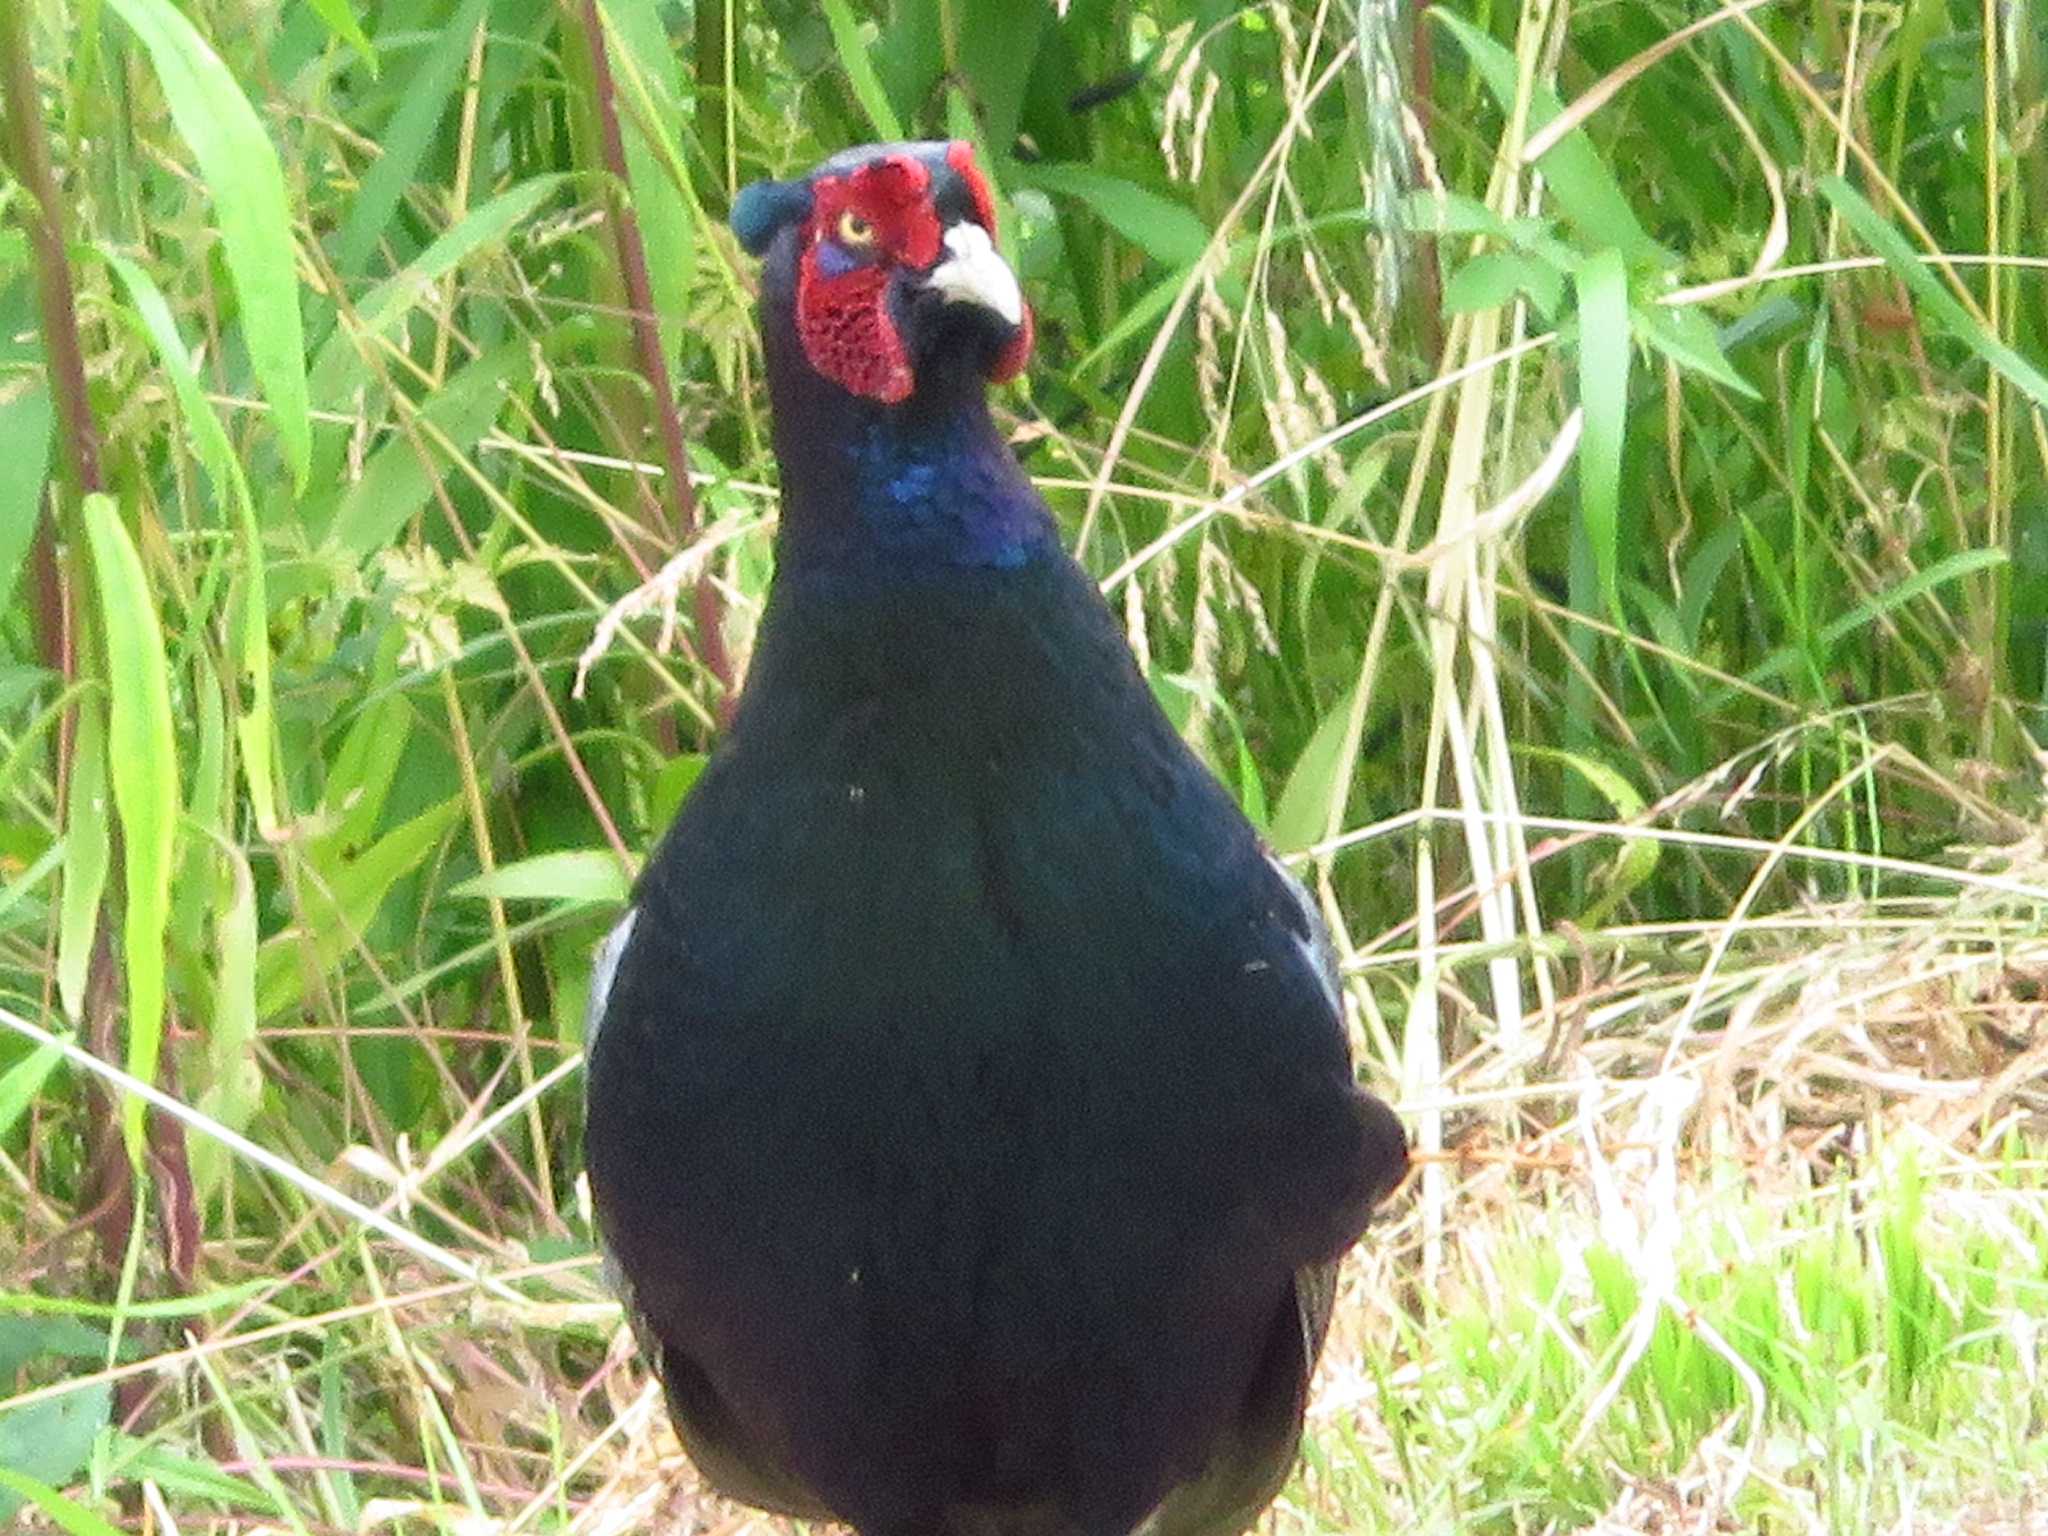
<box><xmin>989</xmin><ymin>306</ymin><xmax>1033</xmax><ymax>386</ymax></box>
<box><xmin>945</xmin><ymin>140</ymin><xmax>999</xmax><ymax>237</ymax></box>
<box><xmin>794</xmin><ymin>259</ymin><xmax>912</xmax><ymax>402</ymax></box>
<box><xmin>793</xmin><ymin>143</ymin><xmax>1033</xmax><ymax>403</ymax></box>
<box><xmin>796</xmin><ymin>155</ymin><xmax>936</xmax><ymax>403</ymax></box>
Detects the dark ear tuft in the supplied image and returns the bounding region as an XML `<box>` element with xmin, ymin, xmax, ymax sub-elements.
<box><xmin>731</xmin><ymin>178</ymin><xmax>813</xmax><ymax>256</ymax></box>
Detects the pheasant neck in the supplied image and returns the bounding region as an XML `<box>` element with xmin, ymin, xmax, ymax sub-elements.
<box><xmin>763</xmin><ymin>301</ymin><xmax>1052</xmax><ymax>574</ymax></box>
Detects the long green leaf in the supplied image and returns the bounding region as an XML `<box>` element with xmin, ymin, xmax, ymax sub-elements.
<box><xmin>104</xmin><ymin>1439</ymin><xmax>273</xmax><ymax>1515</ymax></box>
<box><xmin>821</xmin><ymin>0</ymin><xmax>904</xmax><ymax>141</ymax></box>
<box><xmin>451</xmin><ymin>849</ymin><xmax>630</xmax><ymax>904</ymax></box>
<box><xmin>1072</xmin><ymin>264</ymin><xmax>1196</xmax><ymax>378</ymax></box>
<box><xmin>1518</xmin><ymin>746</ymin><xmax>1658</xmax><ymax>925</ymax></box>
<box><xmin>0</xmin><ymin>1465</ymin><xmax>123</xmax><ymax>1536</ymax></box>
<box><xmin>105</xmin><ymin>0</ymin><xmax>310</xmax><ymax>485</ymax></box>
<box><xmin>0</xmin><ymin>1280</ymin><xmax>272</xmax><ymax>1318</ymax></box>
<box><xmin>333</xmin><ymin>0</ymin><xmax>492</xmax><ymax>277</ymax></box>
<box><xmin>1638</xmin><ymin>303</ymin><xmax>1761</xmax><ymax>400</ymax></box>
<box><xmin>80</xmin><ymin>494</ymin><xmax>179</xmax><ymax>1163</ymax></box>
<box><xmin>57</xmin><ymin>697</ymin><xmax>108</xmax><ymax>1020</ymax></box>
<box><xmin>0</xmin><ymin>1038</ymin><xmax>65</xmax><ymax>1141</ymax></box>
<box><xmin>1819</xmin><ymin>175</ymin><xmax>2048</xmax><ymax>411</ymax></box>
<box><xmin>954</xmin><ymin>2</ymin><xmax>1047</xmax><ymax>150</ymax></box>
<box><xmin>1018</xmin><ymin>164</ymin><xmax>1210</xmax><ymax>268</ymax></box>
<box><xmin>303</xmin><ymin>0</ymin><xmax>376</xmax><ymax>70</ymax></box>
<box><xmin>1443</xmin><ymin>250</ymin><xmax>1564</xmax><ymax>319</ymax></box>
<box><xmin>100</xmin><ymin>251</ymin><xmax>240</xmax><ymax>510</ymax></box>
<box><xmin>1270</xmin><ymin>688</ymin><xmax>1359</xmax><ymax>855</ymax></box>
<box><xmin>100</xmin><ymin>248</ymin><xmax>282</xmax><ymax>837</ymax></box>
<box><xmin>0</xmin><ymin>375</ymin><xmax>53</xmax><ymax>611</ymax></box>
<box><xmin>1575</xmin><ymin>249</ymin><xmax>1629</xmax><ymax>618</ymax></box>
<box><xmin>303</xmin><ymin>173</ymin><xmax>569</xmax><ymax>537</ymax></box>
<box><xmin>190</xmin><ymin>837</ymin><xmax>261</xmax><ymax>1208</ymax></box>
<box><xmin>322</xmin><ymin>336</ymin><xmax>536</xmax><ymax>558</ymax></box>
<box><xmin>322</xmin><ymin>691</ymin><xmax>415</xmax><ymax>858</ymax></box>
<box><xmin>1817</xmin><ymin>547</ymin><xmax>2010</xmax><ymax>652</ymax></box>
<box><xmin>339</xmin><ymin>176</ymin><xmax>572</xmax><ymax>358</ymax></box>
<box><xmin>1432</xmin><ymin>10</ymin><xmax>1669</xmax><ymax>268</ymax></box>
<box><xmin>255</xmin><ymin>798</ymin><xmax>464</xmax><ymax>1019</ymax></box>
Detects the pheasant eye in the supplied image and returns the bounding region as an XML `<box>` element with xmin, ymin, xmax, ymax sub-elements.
<box><xmin>837</xmin><ymin>211</ymin><xmax>875</xmax><ymax>248</ymax></box>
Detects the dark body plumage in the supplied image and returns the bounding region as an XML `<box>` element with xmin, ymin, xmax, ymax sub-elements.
<box><xmin>584</xmin><ymin>142</ymin><xmax>1407</xmax><ymax>1536</ymax></box>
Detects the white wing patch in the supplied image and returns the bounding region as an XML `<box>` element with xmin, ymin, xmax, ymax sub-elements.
<box><xmin>583</xmin><ymin>905</ymin><xmax>639</xmax><ymax>1056</ymax></box>
<box><xmin>1268</xmin><ymin>854</ymin><xmax>1342</xmax><ymax>1019</ymax></box>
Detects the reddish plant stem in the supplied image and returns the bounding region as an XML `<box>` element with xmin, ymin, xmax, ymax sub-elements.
<box><xmin>573</xmin><ymin>0</ymin><xmax>734</xmax><ymax>715</ymax></box>
<box><xmin>0</xmin><ymin>2</ymin><xmax>103</xmax><ymax>502</ymax></box>
<box><xmin>0</xmin><ymin>2</ymin><xmax>190</xmax><ymax>1348</ymax></box>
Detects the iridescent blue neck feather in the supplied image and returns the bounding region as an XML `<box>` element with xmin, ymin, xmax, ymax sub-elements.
<box><xmin>842</xmin><ymin>404</ymin><xmax>1044</xmax><ymax>569</ymax></box>
<box><xmin>758</xmin><ymin>234</ymin><xmax>1052</xmax><ymax>574</ymax></box>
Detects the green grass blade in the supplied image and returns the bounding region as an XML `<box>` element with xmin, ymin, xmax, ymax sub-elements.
<box><xmin>0</xmin><ymin>1037</ymin><xmax>65</xmax><ymax>1140</ymax></box>
<box><xmin>1270</xmin><ymin>688</ymin><xmax>1359</xmax><ymax>855</ymax></box>
<box><xmin>321</xmin><ymin>336</ymin><xmax>537</xmax><ymax>559</ymax></box>
<box><xmin>1638</xmin><ymin>303</ymin><xmax>1761</xmax><ymax>400</ymax></box>
<box><xmin>1815</xmin><ymin>546</ymin><xmax>2009</xmax><ymax>652</ymax></box>
<box><xmin>332</xmin><ymin>0</ymin><xmax>491</xmax><ymax>278</ymax></box>
<box><xmin>1431</xmin><ymin>9</ymin><xmax>1668</xmax><ymax>267</ymax></box>
<box><xmin>190</xmin><ymin>837</ymin><xmax>261</xmax><ymax>1208</ymax></box>
<box><xmin>0</xmin><ymin>1466</ymin><xmax>123</xmax><ymax>1536</ymax></box>
<box><xmin>103</xmin><ymin>1439</ymin><xmax>273</xmax><ymax>1515</ymax></box>
<box><xmin>57</xmin><ymin>697</ymin><xmax>108</xmax><ymax>1020</ymax></box>
<box><xmin>303</xmin><ymin>0</ymin><xmax>376</xmax><ymax>71</ymax></box>
<box><xmin>1518</xmin><ymin>746</ymin><xmax>1658</xmax><ymax>924</ymax></box>
<box><xmin>952</xmin><ymin>4</ymin><xmax>1047</xmax><ymax>151</ymax></box>
<box><xmin>254</xmin><ymin>798</ymin><xmax>464</xmax><ymax>1018</ymax></box>
<box><xmin>1015</xmin><ymin>164</ymin><xmax>1211</xmax><ymax>268</ymax></box>
<box><xmin>100</xmin><ymin>249</ymin><xmax>246</xmax><ymax>517</ymax></box>
<box><xmin>821</xmin><ymin>0</ymin><xmax>905</xmax><ymax>141</ymax></box>
<box><xmin>80</xmin><ymin>493</ymin><xmax>179</xmax><ymax>1163</ymax></box>
<box><xmin>1819</xmin><ymin>174</ymin><xmax>2048</xmax><ymax>410</ymax></box>
<box><xmin>0</xmin><ymin>375</ymin><xmax>52</xmax><ymax>609</ymax></box>
<box><xmin>1071</xmin><ymin>264</ymin><xmax>1196</xmax><ymax>378</ymax></box>
<box><xmin>0</xmin><ymin>841</ymin><xmax>57</xmax><ymax>937</ymax></box>
<box><xmin>340</xmin><ymin>175</ymin><xmax>572</xmax><ymax>356</ymax></box>
<box><xmin>104</xmin><ymin>0</ymin><xmax>310</xmax><ymax>486</ymax></box>
<box><xmin>0</xmin><ymin>1281</ymin><xmax>272</xmax><ymax>1317</ymax></box>
<box><xmin>97</xmin><ymin>248</ymin><xmax>282</xmax><ymax>833</ymax></box>
<box><xmin>1575</xmin><ymin>249</ymin><xmax>1630</xmax><ymax>618</ymax></box>
<box><xmin>450</xmin><ymin>848</ymin><xmax>630</xmax><ymax>904</ymax></box>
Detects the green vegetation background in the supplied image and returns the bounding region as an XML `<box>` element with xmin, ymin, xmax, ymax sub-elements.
<box><xmin>2</xmin><ymin>1</ymin><xmax>2046</xmax><ymax>1531</ymax></box>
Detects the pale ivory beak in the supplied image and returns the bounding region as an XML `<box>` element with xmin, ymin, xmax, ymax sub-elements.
<box><xmin>925</xmin><ymin>221</ymin><xmax>1024</xmax><ymax>328</ymax></box>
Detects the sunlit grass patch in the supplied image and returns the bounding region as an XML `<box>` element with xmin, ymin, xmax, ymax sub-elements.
<box><xmin>3</xmin><ymin>0</ymin><xmax>2046</xmax><ymax>1530</ymax></box>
